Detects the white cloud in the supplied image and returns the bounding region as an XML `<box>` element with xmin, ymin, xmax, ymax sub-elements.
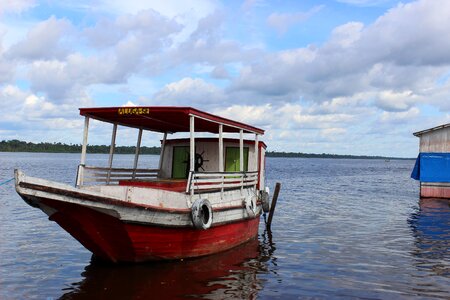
<box><xmin>320</xmin><ymin>127</ymin><xmax>347</xmax><ymax>137</ymax></box>
<box><xmin>374</xmin><ymin>90</ymin><xmax>417</xmax><ymax>112</ymax></box>
<box><xmin>0</xmin><ymin>84</ymin><xmax>28</xmax><ymax>107</ymax></box>
<box><xmin>210</xmin><ymin>65</ymin><xmax>230</xmax><ymax>79</ymax></box>
<box><xmin>1</xmin><ymin>0</ymin><xmax>449</xmax><ymax>157</ymax></box>
<box><xmin>336</xmin><ymin>0</ymin><xmax>392</xmax><ymax>7</ymax></box>
<box><xmin>232</xmin><ymin>0</ymin><xmax>450</xmax><ymax>113</ymax></box>
<box><xmin>0</xmin><ymin>0</ymin><xmax>35</xmax><ymax>15</ymax></box>
<box><xmin>152</xmin><ymin>77</ymin><xmax>226</xmax><ymax>107</ymax></box>
<box><xmin>214</xmin><ymin>104</ymin><xmax>273</xmax><ymax>127</ymax></box>
<box><xmin>328</xmin><ymin>22</ymin><xmax>364</xmax><ymax>48</ymax></box>
<box><xmin>0</xmin><ymin>85</ymin><xmax>86</xmax><ymax>137</ymax></box>
<box><xmin>96</xmin><ymin>0</ymin><xmax>219</xmax><ymax>45</ymax></box>
<box><xmin>84</xmin><ymin>9</ymin><xmax>182</xmax><ymax>49</ymax></box>
<box><xmin>267</xmin><ymin>6</ymin><xmax>324</xmax><ymax>35</ymax></box>
<box><xmin>17</xmin><ymin>9</ymin><xmax>183</xmax><ymax>102</ymax></box>
<box><xmin>7</xmin><ymin>16</ymin><xmax>72</xmax><ymax>60</ymax></box>
<box><xmin>167</xmin><ymin>10</ymin><xmax>261</xmax><ymax>67</ymax></box>
<box><xmin>241</xmin><ymin>0</ymin><xmax>265</xmax><ymax>12</ymax></box>
<box><xmin>379</xmin><ymin>107</ymin><xmax>420</xmax><ymax>123</ymax></box>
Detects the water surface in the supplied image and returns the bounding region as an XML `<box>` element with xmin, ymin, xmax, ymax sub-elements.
<box><xmin>0</xmin><ymin>153</ymin><xmax>449</xmax><ymax>299</ymax></box>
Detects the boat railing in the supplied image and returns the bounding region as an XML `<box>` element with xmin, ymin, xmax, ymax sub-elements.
<box><xmin>186</xmin><ymin>171</ymin><xmax>258</xmax><ymax>195</ymax></box>
<box><xmin>76</xmin><ymin>165</ymin><xmax>159</xmax><ymax>186</ymax></box>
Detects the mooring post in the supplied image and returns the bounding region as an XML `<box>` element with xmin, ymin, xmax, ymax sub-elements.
<box><xmin>267</xmin><ymin>182</ymin><xmax>281</xmax><ymax>230</ymax></box>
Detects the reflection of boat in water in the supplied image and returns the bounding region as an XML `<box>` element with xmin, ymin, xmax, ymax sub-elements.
<box><xmin>408</xmin><ymin>198</ymin><xmax>450</xmax><ymax>276</ymax></box>
<box><xmin>59</xmin><ymin>237</ymin><xmax>265</xmax><ymax>299</ymax></box>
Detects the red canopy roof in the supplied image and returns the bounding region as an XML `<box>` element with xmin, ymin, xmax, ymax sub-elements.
<box><xmin>79</xmin><ymin>106</ymin><xmax>264</xmax><ymax>135</ymax></box>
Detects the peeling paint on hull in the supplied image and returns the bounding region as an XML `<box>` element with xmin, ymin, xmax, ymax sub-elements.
<box><xmin>45</xmin><ymin>199</ymin><xmax>260</xmax><ymax>262</ymax></box>
<box><xmin>421</xmin><ymin>183</ymin><xmax>450</xmax><ymax>199</ymax></box>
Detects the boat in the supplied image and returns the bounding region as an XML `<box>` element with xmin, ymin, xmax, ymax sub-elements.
<box><xmin>15</xmin><ymin>106</ymin><xmax>270</xmax><ymax>262</ymax></box>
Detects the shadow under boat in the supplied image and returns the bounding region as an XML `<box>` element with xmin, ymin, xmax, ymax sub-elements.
<box><xmin>59</xmin><ymin>234</ymin><xmax>277</xmax><ymax>300</ymax></box>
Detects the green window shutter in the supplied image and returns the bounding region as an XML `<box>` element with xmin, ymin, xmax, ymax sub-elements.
<box><xmin>172</xmin><ymin>146</ymin><xmax>189</xmax><ymax>179</ymax></box>
<box><xmin>225</xmin><ymin>147</ymin><xmax>249</xmax><ymax>172</ymax></box>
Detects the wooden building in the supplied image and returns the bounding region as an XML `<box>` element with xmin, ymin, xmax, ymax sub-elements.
<box><xmin>412</xmin><ymin>123</ymin><xmax>450</xmax><ymax>198</ymax></box>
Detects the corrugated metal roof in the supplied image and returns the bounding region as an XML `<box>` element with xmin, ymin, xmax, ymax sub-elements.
<box><xmin>413</xmin><ymin>123</ymin><xmax>450</xmax><ymax>137</ymax></box>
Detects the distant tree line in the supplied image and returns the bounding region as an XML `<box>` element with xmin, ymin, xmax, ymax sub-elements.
<box><xmin>0</xmin><ymin>140</ymin><xmax>160</xmax><ymax>155</ymax></box>
<box><xmin>0</xmin><ymin>140</ymin><xmax>411</xmax><ymax>159</ymax></box>
<box><xmin>265</xmin><ymin>151</ymin><xmax>410</xmax><ymax>160</ymax></box>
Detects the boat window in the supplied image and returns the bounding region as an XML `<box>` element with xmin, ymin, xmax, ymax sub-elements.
<box><xmin>172</xmin><ymin>146</ymin><xmax>189</xmax><ymax>179</ymax></box>
<box><xmin>225</xmin><ymin>147</ymin><xmax>249</xmax><ymax>172</ymax></box>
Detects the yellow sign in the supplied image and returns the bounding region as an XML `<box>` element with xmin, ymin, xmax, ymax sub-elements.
<box><xmin>118</xmin><ymin>107</ymin><xmax>150</xmax><ymax>115</ymax></box>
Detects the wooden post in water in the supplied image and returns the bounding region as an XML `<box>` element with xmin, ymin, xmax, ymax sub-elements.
<box><xmin>267</xmin><ymin>182</ymin><xmax>281</xmax><ymax>230</ymax></box>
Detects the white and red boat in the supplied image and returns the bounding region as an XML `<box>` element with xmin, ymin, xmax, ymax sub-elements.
<box><xmin>15</xmin><ymin>106</ymin><xmax>270</xmax><ymax>262</ymax></box>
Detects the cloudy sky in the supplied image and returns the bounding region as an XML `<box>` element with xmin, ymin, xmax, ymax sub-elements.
<box><xmin>1</xmin><ymin>0</ymin><xmax>449</xmax><ymax>157</ymax></box>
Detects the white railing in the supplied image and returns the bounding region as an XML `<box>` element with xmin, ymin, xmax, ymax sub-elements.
<box><xmin>77</xmin><ymin>165</ymin><xmax>159</xmax><ymax>186</ymax></box>
<box><xmin>186</xmin><ymin>171</ymin><xmax>258</xmax><ymax>194</ymax></box>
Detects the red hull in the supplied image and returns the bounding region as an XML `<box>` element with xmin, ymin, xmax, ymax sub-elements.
<box><xmin>421</xmin><ymin>184</ymin><xmax>450</xmax><ymax>198</ymax></box>
<box><xmin>43</xmin><ymin>199</ymin><xmax>260</xmax><ymax>262</ymax></box>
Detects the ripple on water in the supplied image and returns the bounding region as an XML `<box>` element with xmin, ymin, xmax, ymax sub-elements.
<box><xmin>0</xmin><ymin>154</ymin><xmax>449</xmax><ymax>299</ymax></box>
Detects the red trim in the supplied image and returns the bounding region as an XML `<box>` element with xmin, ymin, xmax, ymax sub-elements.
<box><xmin>119</xmin><ymin>179</ymin><xmax>187</xmax><ymax>192</ymax></box>
<box><xmin>79</xmin><ymin>106</ymin><xmax>264</xmax><ymax>135</ymax></box>
<box><xmin>164</xmin><ymin>137</ymin><xmax>267</xmax><ymax>149</ymax></box>
<box><xmin>421</xmin><ymin>185</ymin><xmax>450</xmax><ymax>198</ymax></box>
<box><xmin>44</xmin><ymin>199</ymin><xmax>260</xmax><ymax>262</ymax></box>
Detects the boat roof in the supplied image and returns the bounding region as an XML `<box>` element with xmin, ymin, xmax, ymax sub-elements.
<box><xmin>413</xmin><ymin>122</ymin><xmax>450</xmax><ymax>137</ymax></box>
<box><xmin>79</xmin><ymin>106</ymin><xmax>264</xmax><ymax>135</ymax></box>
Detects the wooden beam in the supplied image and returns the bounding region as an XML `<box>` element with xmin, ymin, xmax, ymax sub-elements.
<box><xmin>267</xmin><ymin>182</ymin><xmax>281</xmax><ymax>230</ymax></box>
<box><xmin>132</xmin><ymin>128</ymin><xmax>143</xmax><ymax>179</ymax></box>
<box><xmin>254</xmin><ymin>134</ymin><xmax>259</xmax><ymax>172</ymax></box>
<box><xmin>158</xmin><ymin>132</ymin><xmax>167</xmax><ymax>177</ymax></box>
<box><xmin>190</xmin><ymin>116</ymin><xmax>195</xmax><ymax>173</ymax></box>
<box><xmin>219</xmin><ymin>124</ymin><xmax>224</xmax><ymax>172</ymax></box>
<box><xmin>189</xmin><ymin>116</ymin><xmax>195</xmax><ymax>196</ymax></box>
<box><xmin>239</xmin><ymin>129</ymin><xmax>244</xmax><ymax>172</ymax></box>
<box><xmin>80</xmin><ymin>116</ymin><xmax>90</xmax><ymax>165</ymax></box>
<box><xmin>107</xmin><ymin>123</ymin><xmax>117</xmax><ymax>184</ymax></box>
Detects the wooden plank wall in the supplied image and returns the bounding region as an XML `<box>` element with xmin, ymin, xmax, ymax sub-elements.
<box><xmin>419</xmin><ymin>127</ymin><xmax>450</xmax><ymax>152</ymax></box>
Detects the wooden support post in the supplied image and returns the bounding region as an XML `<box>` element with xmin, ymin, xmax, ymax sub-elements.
<box><xmin>80</xmin><ymin>116</ymin><xmax>90</xmax><ymax>166</ymax></box>
<box><xmin>254</xmin><ymin>134</ymin><xmax>259</xmax><ymax>172</ymax></box>
<box><xmin>132</xmin><ymin>128</ymin><xmax>143</xmax><ymax>179</ymax></box>
<box><xmin>239</xmin><ymin>129</ymin><xmax>244</xmax><ymax>172</ymax></box>
<box><xmin>190</xmin><ymin>116</ymin><xmax>195</xmax><ymax>196</ymax></box>
<box><xmin>219</xmin><ymin>124</ymin><xmax>224</xmax><ymax>172</ymax></box>
<box><xmin>254</xmin><ymin>134</ymin><xmax>259</xmax><ymax>190</ymax></box>
<box><xmin>267</xmin><ymin>182</ymin><xmax>281</xmax><ymax>230</ymax></box>
<box><xmin>240</xmin><ymin>129</ymin><xmax>244</xmax><ymax>193</ymax></box>
<box><xmin>158</xmin><ymin>132</ymin><xmax>167</xmax><ymax>178</ymax></box>
<box><xmin>78</xmin><ymin>116</ymin><xmax>90</xmax><ymax>186</ymax></box>
<box><xmin>107</xmin><ymin>123</ymin><xmax>117</xmax><ymax>184</ymax></box>
<box><xmin>219</xmin><ymin>124</ymin><xmax>224</xmax><ymax>197</ymax></box>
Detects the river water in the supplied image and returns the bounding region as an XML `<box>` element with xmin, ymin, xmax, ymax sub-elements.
<box><xmin>0</xmin><ymin>152</ymin><xmax>449</xmax><ymax>299</ymax></box>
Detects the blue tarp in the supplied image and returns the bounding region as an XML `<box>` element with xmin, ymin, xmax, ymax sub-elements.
<box><xmin>411</xmin><ymin>152</ymin><xmax>450</xmax><ymax>182</ymax></box>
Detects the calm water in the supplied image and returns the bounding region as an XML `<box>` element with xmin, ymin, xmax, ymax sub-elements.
<box><xmin>0</xmin><ymin>153</ymin><xmax>449</xmax><ymax>299</ymax></box>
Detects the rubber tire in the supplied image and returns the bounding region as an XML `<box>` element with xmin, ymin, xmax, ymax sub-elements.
<box><xmin>191</xmin><ymin>199</ymin><xmax>213</xmax><ymax>230</ymax></box>
<box><xmin>245</xmin><ymin>196</ymin><xmax>257</xmax><ymax>218</ymax></box>
<box><xmin>261</xmin><ymin>190</ymin><xmax>270</xmax><ymax>213</ymax></box>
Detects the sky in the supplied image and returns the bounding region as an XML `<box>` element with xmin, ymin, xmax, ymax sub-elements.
<box><xmin>1</xmin><ymin>0</ymin><xmax>450</xmax><ymax>157</ymax></box>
